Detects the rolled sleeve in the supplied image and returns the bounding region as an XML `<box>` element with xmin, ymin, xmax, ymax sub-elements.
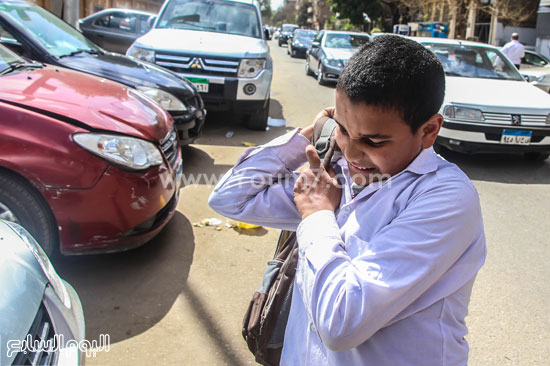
<box><xmin>208</xmin><ymin>129</ymin><xmax>311</xmax><ymax>231</ymax></box>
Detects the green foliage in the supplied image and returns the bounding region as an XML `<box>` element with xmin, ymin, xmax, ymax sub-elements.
<box><xmin>370</xmin><ymin>27</ymin><xmax>382</xmax><ymax>34</ymax></box>
<box><xmin>327</xmin><ymin>0</ymin><xmax>380</xmax><ymax>28</ymax></box>
<box><xmin>343</xmin><ymin>22</ymin><xmax>354</xmax><ymax>31</ymax></box>
<box><xmin>258</xmin><ymin>0</ymin><xmax>272</xmax><ymax>19</ymax></box>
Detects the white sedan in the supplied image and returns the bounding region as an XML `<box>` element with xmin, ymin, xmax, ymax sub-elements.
<box><xmin>415</xmin><ymin>37</ymin><xmax>550</xmax><ymax>161</ymax></box>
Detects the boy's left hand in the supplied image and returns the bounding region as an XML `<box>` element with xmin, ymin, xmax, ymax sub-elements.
<box><xmin>294</xmin><ymin>145</ymin><xmax>341</xmax><ymax>219</ymax></box>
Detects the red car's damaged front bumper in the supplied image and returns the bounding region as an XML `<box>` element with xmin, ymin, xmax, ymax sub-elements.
<box><xmin>42</xmin><ymin>155</ymin><xmax>183</xmax><ymax>255</ymax></box>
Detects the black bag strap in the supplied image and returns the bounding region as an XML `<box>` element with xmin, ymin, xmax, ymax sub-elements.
<box><xmin>273</xmin><ymin>116</ymin><xmax>337</xmax><ymax>258</ymax></box>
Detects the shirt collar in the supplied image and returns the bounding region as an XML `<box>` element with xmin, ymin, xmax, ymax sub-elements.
<box><xmin>403</xmin><ymin>147</ymin><xmax>439</xmax><ymax>175</ymax></box>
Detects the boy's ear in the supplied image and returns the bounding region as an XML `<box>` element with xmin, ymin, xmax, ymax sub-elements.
<box><xmin>419</xmin><ymin>113</ymin><xmax>444</xmax><ymax>149</ymax></box>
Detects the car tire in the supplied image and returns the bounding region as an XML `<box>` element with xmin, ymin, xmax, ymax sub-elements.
<box><xmin>278</xmin><ymin>39</ymin><xmax>283</xmax><ymax>47</ymax></box>
<box><xmin>317</xmin><ymin>63</ymin><xmax>325</xmax><ymax>85</ymax></box>
<box><xmin>246</xmin><ymin>99</ymin><xmax>270</xmax><ymax>130</ymax></box>
<box><xmin>291</xmin><ymin>49</ymin><xmax>296</xmax><ymax>58</ymax></box>
<box><xmin>524</xmin><ymin>152</ymin><xmax>550</xmax><ymax>161</ymax></box>
<box><xmin>0</xmin><ymin>170</ymin><xmax>58</xmax><ymax>255</ymax></box>
<box><xmin>306</xmin><ymin>58</ymin><xmax>314</xmax><ymax>76</ymax></box>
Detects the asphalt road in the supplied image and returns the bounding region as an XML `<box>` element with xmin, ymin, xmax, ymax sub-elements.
<box><xmin>54</xmin><ymin>40</ymin><xmax>550</xmax><ymax>366</ymax></box>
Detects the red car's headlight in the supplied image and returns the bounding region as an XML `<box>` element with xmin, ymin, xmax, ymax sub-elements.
<box><xmin>73</xmin><ymin>133</ymin><xmax>163</xmax><ymax>171</ymax></box>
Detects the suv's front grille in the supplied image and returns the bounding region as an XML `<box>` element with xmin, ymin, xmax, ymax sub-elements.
<box><xmin>160</xmin><ymin>127</ymin><xmax>179</xmax><ymax>167</ymax></box>
<box><xmin>12</xmin><ymin>303</ymin><xmax>57</xmax><ymax>365</ymax></box>
<box><xmin>155</xmin><ymin>53</ymin><xmax>240</xmax><ymax>77</ymax></box>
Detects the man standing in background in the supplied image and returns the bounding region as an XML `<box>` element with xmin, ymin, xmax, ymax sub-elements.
<box><xmin>501</xmin><ymin>32</ymin><xmax>525</xmax><ymax>69</ymax></box>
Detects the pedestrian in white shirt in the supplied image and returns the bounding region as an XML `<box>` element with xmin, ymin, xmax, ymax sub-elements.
<box><xmin>501</xmin><ymin>32</ymin><xmax>525</xmax><ymax>69</ymax></box>
<box><xmin>209</xmin><ymin>35</ymin><xmax>486</xmax><ymax>365</ymax></box>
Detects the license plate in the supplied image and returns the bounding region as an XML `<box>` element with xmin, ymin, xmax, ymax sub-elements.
<box><xmin>186</xmin><ymin>77</ymin><xmax>209</xmax><ymax>93</ymax></box>
<box><xmin>501</xmin><ymin>130</ymin><xmax>532</xmax><ymax>145</ymax></box>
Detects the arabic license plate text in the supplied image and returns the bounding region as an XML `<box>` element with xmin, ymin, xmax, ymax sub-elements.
<box><xmin>186</xmin><ymin>77</ymin><xmax>209</xmax><ymax>93</ymax></box>
<box><xmin>501</xmin><ymin>130</ymin><xmax>532</xmax><ymax>145</ymax></box>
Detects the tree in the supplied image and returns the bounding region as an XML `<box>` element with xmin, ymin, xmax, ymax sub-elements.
<box><xmin>272</xmin><ymin>2</ymin><xmax>297</xmax><ymax>25</ymax></box>
<box><xmin>297</xmin><ymin>2</ymin><xmax>313</xmax><ymax>27</ymax></box>
<box><xmin>328</xmin><ymin>0</ymin><xmax>381</xmax><ymax>29</ymax></box>
<box><xmin>481</xmin><ymin>0</ymin><xmax>539</xmax><ymax>26</ymax></box>
<box><xmin>258</xmin><ymin>0</ymin><xmax>273</xmax><ymax>23</ymax></box>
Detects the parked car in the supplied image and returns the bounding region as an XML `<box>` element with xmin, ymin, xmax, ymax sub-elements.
<box><xmin>0</xmin><ymin>44</ymin><xmax>183</xmax><ymax>255</ymax></box>
<box><xmin>520</xmin><ymin>50</ymin><xmax>550</xmax><ymax>93</ymax></box>
<box><xmin>287</xmin><ymin>29</ymin><xmax>317</xmax><ymax>58</ymax></box>
<box><xmin>278</xmin><ymin>23</ymin><xmax>298</xmax><ymax>46</ymax></box>
<box><xmin>415</xmin><ymin>37</ymin><xmax>550</xmax><ymax>160</ymax></box>
<box><xmin>77</xmin><ymin>8</ymin><xmax>156</xmax><ymax>54</ymax></box>
<box><xmin>306</xmin><ymin>30</ymin><xmax>370</xmax><ymax>85</ymax></box>
<box><xmin>127</xmin><ymin>0</ymin><xmax>272</xmax><ymax>130</ymax></box>
<box><xmin>263</xmin><ymin>25</ymin><xmax>271</xmax><ymax>40</ymax></box>
<box><xmin>0</xmin><ymin>219</ymin><xmax>85</xmax><ymax>365</ymax></box>
<box><xmin>0</xmin><ymin>0</ymin><xmax>205</xmax><ymax>144</ymax></box>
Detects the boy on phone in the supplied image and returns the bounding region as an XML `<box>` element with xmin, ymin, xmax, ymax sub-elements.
<box><xmin>209</xmin><ymin>35</ymin><xmax>486</xmax><ymax>365</ymax></box>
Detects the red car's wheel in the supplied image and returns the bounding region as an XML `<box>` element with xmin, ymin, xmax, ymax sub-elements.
<box><xmin>0</xmin><ymin>170</ymin><xmax>58</xmax><ymax>255</ymax></box>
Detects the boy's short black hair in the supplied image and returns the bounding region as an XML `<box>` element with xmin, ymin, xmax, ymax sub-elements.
<box><xmin>336</xmin><ymin>35</ymin><xmax>445</xmax><ymax>133</ymax></box>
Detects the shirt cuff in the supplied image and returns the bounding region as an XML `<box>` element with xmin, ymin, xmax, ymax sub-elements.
<box><xmin>297</xmin><ymin>210</ymin><xmax>346</xmax><ymax>270</ymax></box>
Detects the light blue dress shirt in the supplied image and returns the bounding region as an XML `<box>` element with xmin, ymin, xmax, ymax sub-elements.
<box><xmin>209</xmin><ymin>129</ymin><xmax>486</xmax><ymax>366</ymax></box>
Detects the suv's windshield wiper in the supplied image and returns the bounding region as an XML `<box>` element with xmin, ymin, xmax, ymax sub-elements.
<box><xmin>0</xmin><ymin>61</ymin><xmax>43</xmax><ymax>76</ymax></box>
<box><xmin>59</xmin><ymin>49</ymin><xmax>101</xmax><ymax>58</ymax></box>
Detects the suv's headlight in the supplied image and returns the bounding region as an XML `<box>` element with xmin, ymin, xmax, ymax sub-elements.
<box><xmin>238</xmin><ymin>59</ymin><xmax>266</xmax><ymax>78</ymax></box>
<box><xmin>136</xmin><ymin>87</ymin><xmax>187</xmax><ymax>111</ymax></box>
<box><xmin>325</xmin><ymin>59</ymin><xmax>345</xmax><ymax>67</ymax></box>
<box><xmin>128</xmin><ymin>46</ymin><xmax>155</xmax><ymax>63</ymax></box>
<box><xmin>443</xmin><ymin>105</ymin><xmax>485</xmax><ymax>121</ymax></box>
<box><xmin>73</xmin><ymin>133</ymin><xmax>163</xmax><ymax>170</ymax></box>
<box><xmin>5</xmin><ymin>222</ymin><xmax>71</xmax><ymax>309</ymax></box>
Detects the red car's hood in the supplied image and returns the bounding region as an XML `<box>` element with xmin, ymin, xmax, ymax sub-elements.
<box><xmin>0</xmin><ymin>65</ymin><xmax>172</xmax><ymax>142</ymax></box>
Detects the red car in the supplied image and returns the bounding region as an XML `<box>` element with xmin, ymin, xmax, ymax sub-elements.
<box><xmin>0</xmin><ymin>45</ymin><xmax>182</xmax><ymax>255</ymax></box>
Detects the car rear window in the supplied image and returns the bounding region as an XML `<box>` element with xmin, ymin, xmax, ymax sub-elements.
<box><xmin>324</xmin><ymin>33</ymin><xmax>369</xmax><ymax>49</ymax></box>
<box><xmin>423</xmin><ymin>43</ymin><xmax>524</xmax><ymax>81</ymax></box>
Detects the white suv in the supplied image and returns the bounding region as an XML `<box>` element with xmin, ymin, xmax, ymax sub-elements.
<box><xmin>128</xmin><ymin>0</ymin><xmax>272</xmax><ymax>130</ymax></box>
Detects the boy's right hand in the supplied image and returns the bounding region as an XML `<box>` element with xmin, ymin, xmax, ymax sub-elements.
<box><xmin>299</xmin><ymin>106</ymin><xmax>335</xmax><ymax>142</ymax></box>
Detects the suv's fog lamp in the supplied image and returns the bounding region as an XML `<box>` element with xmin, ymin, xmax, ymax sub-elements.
<box><xmin>244</xmin><ymin>83</ymin><xmax>257</xmax><ymax>95</ymax></box>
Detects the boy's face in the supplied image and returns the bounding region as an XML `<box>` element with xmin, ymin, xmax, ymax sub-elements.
<box><xmin>333</xmin><ymin>90</ymin><xmax>442</xmax><ymax>185</ymax></box>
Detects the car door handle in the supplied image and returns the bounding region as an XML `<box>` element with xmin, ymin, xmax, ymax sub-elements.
<box><xmin>97</xmin><ymin>34</ymin><xmax>105</xmax><ymax>37</ymax></box>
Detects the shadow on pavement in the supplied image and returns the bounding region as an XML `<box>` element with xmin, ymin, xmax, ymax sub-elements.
<box><xmin>180</xmin><ymin>282</ymin><xmax>250</xmax><ymax>366</ymax></box>
<box><xmin>232</xmin><ymin>226</ymin><xmax>269</xmax><ymax>236</ymax></box>
<box><xmin>194</xmin><ymin>98</ymin><xmax>294</xmax><ymax>147</ymax></box>
<box><xmin>53</xmin><ymin>211</ymin><xmax>195</xmax><ymax>343</ymax></box>
<box><xmin>180</xmin><ymin>145</ymin><xmax>233</xmax><ymax>186</ymax></box>
<box><xmin>439</xmin><ymin>149</ymin><xmax>550</xmax><ymax>184</ymax></box>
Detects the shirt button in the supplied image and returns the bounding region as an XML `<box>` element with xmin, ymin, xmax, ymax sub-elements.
<box><xmin>310</xmin><ymin>322</ymin><xmax>316</xmax><ymax>332</ymax></box>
